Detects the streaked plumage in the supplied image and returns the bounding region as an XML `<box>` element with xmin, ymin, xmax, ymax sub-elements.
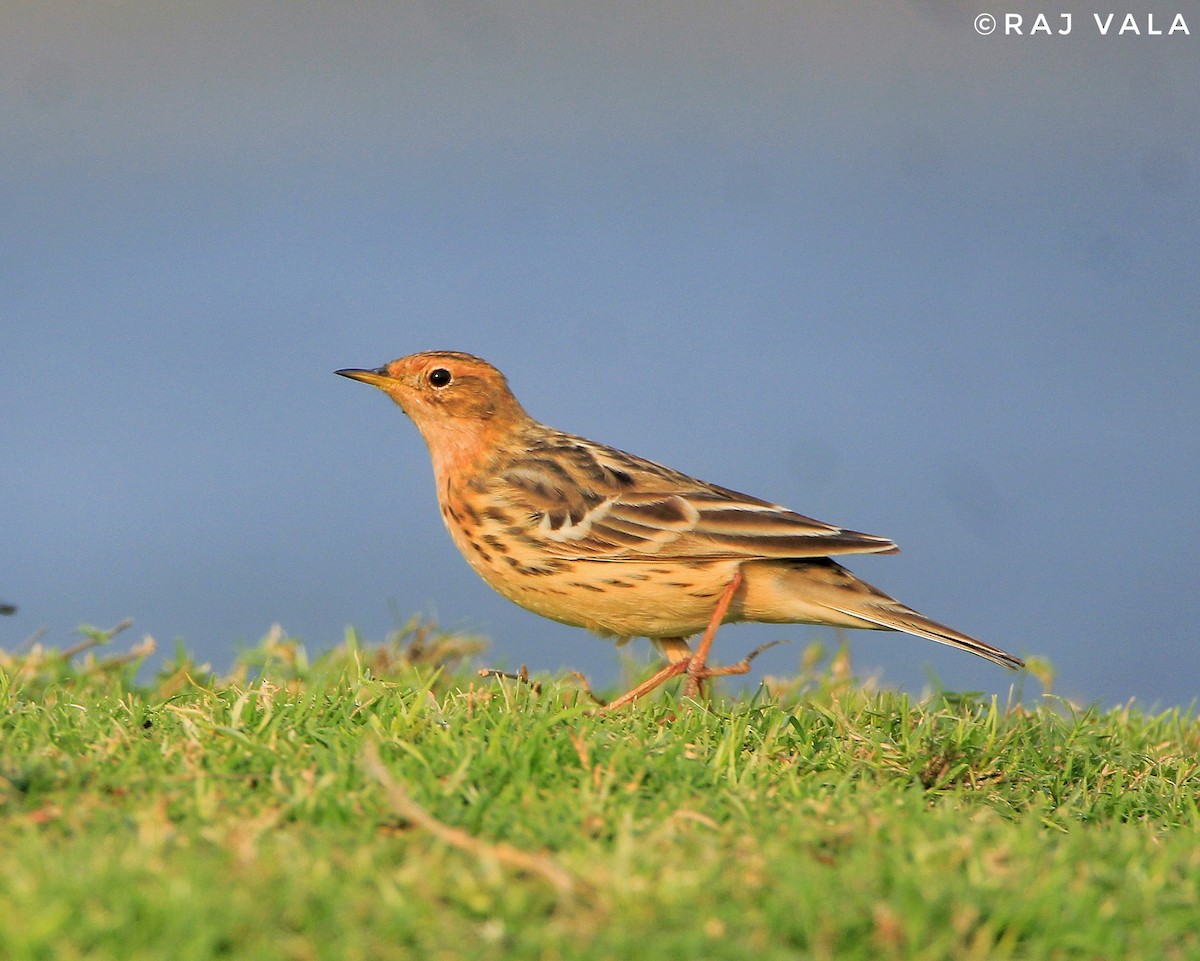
<box><xmin>337</xmin><ymin>350</ymin><xmax>1023</xmax><ymax>703</ymax></box>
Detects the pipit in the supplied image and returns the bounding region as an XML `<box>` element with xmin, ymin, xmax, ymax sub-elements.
<box><xmin>337</xmin><ymin>351</ymin><xmax>1023</xmax><ymax>708</ymax></box>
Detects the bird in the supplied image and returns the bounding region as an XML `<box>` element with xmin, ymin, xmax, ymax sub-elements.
<box><xmin>336</xmin><ymin>351</ymin><xmax>1023</xmax><ymax>708</ymax></box>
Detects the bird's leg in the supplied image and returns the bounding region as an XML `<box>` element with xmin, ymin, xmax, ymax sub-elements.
<box><xmin>601</xmin><ymin>659</ymin><xmax>690</xmax><ymax>711</ymax></box>
<box><xmin>598</xmin><ymin>637</ymin><xmax>690</xmax><ymax>710</ymax></box>
<box><xmin>602</xmin><ymin>570</ymin><xmax>745</xmax><ymax>710</ymax></box>
<box><xmin>682</xmin><ymin>568</ymin><xmax>745</xmax><ymax>698</ymax></box>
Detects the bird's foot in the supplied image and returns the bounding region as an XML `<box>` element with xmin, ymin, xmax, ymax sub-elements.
<box><xmin>681</xmin><ymin>639</ymin><xmax>786</xmax><ymax>699</ymax></box>
<box><xmin>602</xmin><ymin>639</ymin><xmax>785</xmax><ymax>711</ymax></box>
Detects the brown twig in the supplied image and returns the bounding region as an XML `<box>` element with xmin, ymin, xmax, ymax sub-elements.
<box><xmin>361</xmin><ymin>742</ymin><xmax>584</xmax><ymax>899</ymax></box>
<box><xmin>60</xmin><ymin>618</ymin><xmax>135</xmax><ymax>660</ymax></box>
<box><xmin>476</xmin><ymin>664</ymin><xmax>542</xmax><ymax>695</ymax></box>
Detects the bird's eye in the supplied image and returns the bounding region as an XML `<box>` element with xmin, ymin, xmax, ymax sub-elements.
<box><xmin>428</xmin><ymin>368</ymin><xmax>452</xmax><ymax>388</ymax></box>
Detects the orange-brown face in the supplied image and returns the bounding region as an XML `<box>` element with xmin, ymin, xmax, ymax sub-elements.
<box><xmin>336</xmin><ymin>350</ymin><xmax>528</xmax><ymax>432</ymax></box>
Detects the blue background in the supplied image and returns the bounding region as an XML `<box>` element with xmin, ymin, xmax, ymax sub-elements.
<box><xmin>3</xmin><ymin>2</ymin><xmax>1197</xmax><ymax>706</ymax></box>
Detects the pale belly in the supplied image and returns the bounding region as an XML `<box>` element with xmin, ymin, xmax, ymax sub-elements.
<box><xmin>492</xmin><ymin>555</ymin><xmax>748</xmax><ymax>638</ymax></box>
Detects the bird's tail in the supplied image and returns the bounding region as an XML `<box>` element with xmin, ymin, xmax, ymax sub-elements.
<box><xmin>742</xmin><ymin>558</ymin><xmax>1024</xmax><ymax>670</ymax></box>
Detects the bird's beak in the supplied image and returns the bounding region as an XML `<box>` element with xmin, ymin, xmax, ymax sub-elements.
<box><xmin>335</xmin><ymin>366</ymin><xmax>394</xmax><ymax>389</ymax></box>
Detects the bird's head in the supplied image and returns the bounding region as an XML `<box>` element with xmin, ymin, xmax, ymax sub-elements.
<box><xmin>336</xmin><ymin>351</ymin><xmax>531</xmax><ymax>474</ymax></box>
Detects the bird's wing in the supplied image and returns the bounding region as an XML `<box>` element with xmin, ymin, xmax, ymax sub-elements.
<box><xmin>493</xmin><ymin>436</ymin><xmax>899</xmax><ymax>561</ymax></box>
<box><xmin>543</xmin><ymin>490</ymin><xmax>898</xmax><ymax>560</ymax></box>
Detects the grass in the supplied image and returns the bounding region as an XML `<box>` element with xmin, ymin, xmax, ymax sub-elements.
<box><xmin>1</xmin><ymin>620</ymin><xmax>1198</xmax><ymax>960</ymax></box>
